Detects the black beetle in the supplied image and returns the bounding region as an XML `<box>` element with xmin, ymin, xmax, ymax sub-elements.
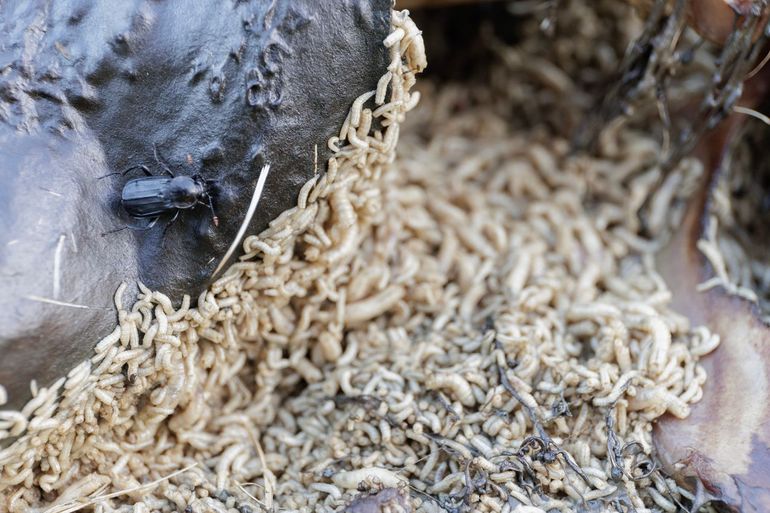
<box><xmin>103</xmin><ymin>146</ymin><xmax>218</xmax><ymax>234</ymax></box>
<box><xmin>122</xmin><ymin>171</ymin><xmax>218</xmax><ymax>227</ymax></box>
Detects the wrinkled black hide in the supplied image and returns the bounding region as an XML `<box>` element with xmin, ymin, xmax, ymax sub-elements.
<box><xmin>0</xmin><ymin>0</ymin><xmax>390</xmax><ymax>410</ymax></box>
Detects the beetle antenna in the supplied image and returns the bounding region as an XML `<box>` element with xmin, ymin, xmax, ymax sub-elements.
<box><xmin>98</xmin><ymin>165</ymin><xmax>152</xmax><ymax>180</ymax></box>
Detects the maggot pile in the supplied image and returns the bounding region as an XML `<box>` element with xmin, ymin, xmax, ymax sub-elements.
<box><xmin>1</xmin><ymin>5</ymin><xmax>719</xmax><ymax>513</ymax></box>
<box><xmin>697</xmin><ymin>115</ymin><xmax>770</xmax><ymax>323</ymax></box>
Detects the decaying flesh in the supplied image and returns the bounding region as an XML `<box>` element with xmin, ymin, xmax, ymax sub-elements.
<box><xmin>582</xmin><ymin>0</ymin><xmax>770</xmax><ymax>172</ymax></box>
<box><xmin>652</xmin><ymin>61</ymin><xmax>770</xmax><ymax>512</ymax></box>
<box><xmin>654</xmin><ymin>140</ymin><xmax>770</xmax><ymax>513</ymax></box>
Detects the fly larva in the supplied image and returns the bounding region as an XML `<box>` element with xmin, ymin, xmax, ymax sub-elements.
<box><xmin>584</xmin><ymin>484</ymin><xmax>619</xmax><ymax>502</ymax></box>
<box><xmin>356</xmin><ymin>109</ymin><xmax>373</xmax><ymax>140</ymax></box>
<box><xmin>379</xmin><ymin>418</ymin><xmax>392</xmax><ymax>444</ymax></box>
<box><xmin>215</xmin><ymin>443</ymin><xmax>247</xmax><ymax>490</ymax></box>
<box><xmin>382</xmin><ymin>122</ymin><xmax>399</xmax><ymax>153</ymax></box>
<box><xmin>166</xmin><ymin>295</ymin><xmax>191</xmax><ymax>322</ymax></box>
<box><xmin>128</xmin><ymin>320</ymin><xmax>140</xmax><ymax>348</ymax></box>
<box><xmin>298</xmin><ymin>175</ymin><xmax>318</xmax><ymax>209</ymax></box>
<box><xmin>335</xmin><ymin>289</ymin><xmax>346</xmax><ymax>327</ymax></box>
<box><xmin>201</xmin><ymin>327</ymin><xmax>224</xmax><ymax>345</ymax></box>
<box><xmin>246</xmin><ymin>237</ymin><xmax>281</xmax><ymax>257</ymax></box>
<box><xmin>399</xmin><ymin>15</ymin><xmax>426</xmax><ymax>73</ymax></box>
<box><xmin>628</xmin><ymin>387</ymin><xmax>689</xmax><ymax>419</ymax></box>
<box><xmin>321</xmin><ymin>223</ymin><xmax>359</xmax><ymax>266</ymax></box>
<box><xmin>647</xmin><ymin>317</ymin><xmax>672</xmax><ymax>376</ymax></box>
<box><xmin>375</xmin><ymin>71</ymin><xmax>393</xmax><ymax>105</ymax></box>
<box><xmin>307</xmin><ymin>174</ymin><xmax>331</xmax><ymax>205</ymax></box>
<box><xmin>64</xmin><ymin>361</ymin><xmax>91</xmax><ymax>390</ymax></box>
<box><xmin>310</xmin><ymin>482</ymin><xmax>342</xmax><ymax>500</ymax></box>
<box><xmin>114</xmin><ymin>282</ymin><xmax>128</xmax><ymax>311</ymax></box>
<box><xmin>470</xmin><ymin>435</ymin><xmax>495</xmax><ymax>459</ymax></box>
<box><xmin>347</xmin><ymin>126</ymin><xmax>369</xmax><ymax>151</ymax></box>
<box><xmin>118</xmin><ymin>313</ymin><xmax>132</xmax><ymax>346</ymax></box>
<box><xmin>429</xmin><ymin>471</ymin><xmax>464</xmax><ymax>494</ymax></box>
<box><xmin>328</xmin><ymin>136</ymin><xmax>341</xmax><ymax>153</ymax></box>
<box><xmin>318</xmin><ymin>330</ymin><xmax>342</xmax><ymax>362</ymax></box>
<box><xmin>383</xmin><ymin>27</ymin><xmax>405</xmax><ymax>49</ymax></box>
<box><xmin>690</xmin><ymin>327</ymin><xmax>720</xmax><ymax>357</ymax></box>
<box><xmin>567</xmin><ymin>302</ymin><xmax>622</xmax><ymax>322</ymax></box>
<box><xmin>336</xmin><ymin>335</ymin><xmax>358</xmax><ymax>367</ymax></box>
<box><xmin>293</xmin><ymin>358</ymin><xmax>322</xmax><ymax>384</ymax></box>
<box><xmin>152</xmin><ymin>291</ymin><xmax>174</xmax><ymax>316</ymax></box>
<box><xmin>291</xmin><ymin>203</ymin><xmax>319</xmax><ymax>236</ymax></box>
<box><xmin>0</xmin><ymin>411</ymin><xmax>27</xmax><ymax>437</ymax></box>
<box><xmin>593</xmin><ymin>371</ymin><xmax>637</xmax><ymax>407</ymax></box>
<box><xmin>330</xmin><ymin>189</ymin><xmax>356</xmax><ymax>228</ymax></box>
<box><xmin>331</xmin><ymin>467</ymin><xmax>406</xmax><ymax>490</ymax></box>
<box><xmin>93</xmin><ymin>346</ymin><xmax>118</xmax><ymax>376</ymax></box>
<box><xmin>216</xmin><ymin>296</ymin><xmax>239</xmax><ymax>309</ymax></box>
<box><xmin>679</xmin><ymin>375</ymin><xmax>703</xmax><ymax>404</ymax></box>
<box><xmin>211</xmin><ymin>268</ymin><xmax>241</xmax><ymax>293</ymax></box>
<box><xmin>350</xmin><ymin>90</ymin><xmax>376</xmax><ymax>128</ymax></box>
<box><xmin>404</xmin><ymin>91</ymin><xmax>421</xmax><ymax>112</ymax></box>
<box><xmin>646</xmin><ymin>170</ymin><xmax>683</xmax><ymax>237</ymax></box>
<box><xmin>344</xmin><ymin>285</ymin><xmax>404</xmax><ymax>325</ymax></box>
<box><xmin>372</xmin><ymin>100</ymin><xmax>399</xmax><ymax>119</ymax></box>
<box><xmin>155</xmin><ymin>307</ymin><xmax>169</xmax><ymax>336</ymax></box>
<box><xmin>93</xmin><ymin>388</ymin><xmax>114</xmax><ymax>406</ymax></box>
<box><xmin>268</xmin><ymin>304</ymin><xmax>294</xmax><ymax>336</ymax></box>
<box><xmin>54</xmin><ymin>473</ymin><xmax>112</xmax><ymax>506</ymax></box>
<box><xmin>647</xmin><ymin>486</ymin><xmax>678</xmax><ymax>513</ymax></box>
<box><xmin>426</xmin><ymin>373</ymin><xmax>475</xmax><ymax>407</ymax></box>
<box><xmin>94</xmin><ymin>326</ymin><xmax>122</xmax><ymax>354</ymax></box>
<box><xmin>613</xmin><ymin>338</ymin><xmax>632</xmax><ymax>373</ymax></box>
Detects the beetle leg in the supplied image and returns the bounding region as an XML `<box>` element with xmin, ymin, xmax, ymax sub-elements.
<box><xmin>161</xmin><ymin>210</ymin><xmax>181</xmax><ymax>239</ymax></box>
<box><xmin>124</xmin><ymin>165</ymin><xmax>153</xmax><ymax>177</ymax></box>
<box><xmin>101</xmin><ymin>217</ymin><xmax>158</xmax><ymax>237</ymax></box>
<box><xmin>153</xmin><ymin>143</ymin><xmax>175</xmax><ymax>177</ymax></box>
